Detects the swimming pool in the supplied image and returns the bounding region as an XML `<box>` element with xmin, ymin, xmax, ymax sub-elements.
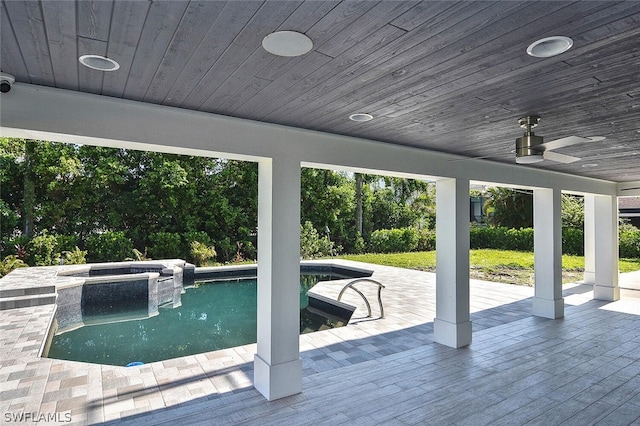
<box><xmin>47</xmin><ymin>272</ymin><xmax>357</xmax><ymax>366</ymax></box>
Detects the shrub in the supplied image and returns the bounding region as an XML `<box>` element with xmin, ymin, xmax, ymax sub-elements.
<box><xmin>183</xmin><ymin>231</ymin><xmax>213</xmax><ymax>263</ymax></box>
<box><xmin>183</xmin><ymin>231</ymin><xmax>212</xmax><ymax>247</ymax></box>
<box><xmin>0</xmin><ymin>255</ymin><xmax>28</xmax><ymax>277</ymax></box>
<box><xmin>369</xmin><ymin>228</ymin><xmax>419</xmax><ymax>253</ymax></box>
<box><xmin>562</xmin><ymin>228</ymin><xmax>584</xmax><ymax>256</ymax></box>
<box><xmin>148</xmin><ymin>232</ymin><xmax>182</xmax><ymax>259</ymax></box>
<box><xmin>56</xmin><ymin>234</ymin><xmax>78</xmax><ymax>253</ymax></box>
<box><xmin>619</xmin><ymin>223</ymin><xmax>640</xmax><ymax>258</ymax></box>
<box><xmin>470</xmin><ymin>226</ymin><xmax>509</xmax><ymax>250</ymax></box>
<box><xmin>1</xmin><ymin>235</ymin><xmax>30</xmax><ymax>259</ymax></box>
<box><xmin>63</xmin><ymin>246</ymin><xmax>87</xmax><ymax>265</ymax></box>
<box><xmin>505</xmin><ymin>228</ymin><xmax>534</xmax><ymax>251</ymax></box>
<box><xmin>300</xmin><ymin>221</ymin><xmax>340</xmax><ymax>259</ymax></box>
<box><xmin>471</xmin><ymin>226</ymin><xmax>584</xmax><ymax>254</ymax></box>
<box><xmin>190</xmin><ymin>241</ymin><xmax>217</xmax><ymax>266</ymax></box>
<box><xmin>28</xmin><ymin>232</ymin><xmax>60</xmax><ymax>266</ymax></box>
<box><xmin>86</xmin><ymin>231</ymin><xmax>134</xmax><ymax>262</ymax></box>
<box><xmin>352</xmin><ymin>232</ymin><xmax>366</xmax><ymax>254</ymax></box>
<box><xmin>416</xmin><ymin>229</ymin><xmax>436</xmax><ymax>251</ymax></box>
<box><xmin>127</xmin><ymin>248</ymin><xmax>151</xmax><ymax>261</ymax></box>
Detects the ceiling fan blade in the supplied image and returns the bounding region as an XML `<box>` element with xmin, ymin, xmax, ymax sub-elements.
<box><xmin>448</xmin><ymin>155</ymin><xmax>496</xmax><ymax>162</ymax></box>
<box><xmin>539</xmin><ymin>135</ymin><xmax>605</xmax><ymax>151</ymax></box>
<box><xmin>539</xmin><ymin>136</ymin><xmax>590</xmax><ymax>150</ymax></box>
<box><xmin>543</xmin><ymin>151</ymin><xmax>581</xmax><ymax>164</ymax></box>
<box><xmin>621</xmin><ymin>187</ymin><xmax>640</xmax><ymax>191</ymax></box>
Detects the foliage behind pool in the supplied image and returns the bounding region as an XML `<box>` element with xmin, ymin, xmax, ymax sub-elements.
<box><xmin>48</xmin><ymin>274</ymin><xmax>350</xmax><ymax>366</ymax></box>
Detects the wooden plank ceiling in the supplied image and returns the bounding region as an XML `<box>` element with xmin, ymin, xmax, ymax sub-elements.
<box><xmin>1</xmin><ymin>0</ymin><xmax>639</xmax><ymax>182</ymax></box>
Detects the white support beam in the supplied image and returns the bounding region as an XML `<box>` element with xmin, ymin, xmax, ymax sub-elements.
<box><xmin>434</xmin><ymin>178</ymin><xmax>472</xmax><ymax>348</ymax></box>
<box><xmin>584</xmin><ymin>195</ymin><xmax>620</xmax><ymax>301</ymax></box>
<box><xmin>254</xmin><ymin>157</ymin><xmax>302</xmax><ymax>400</ymax></box>
<box><xmin>617</xmin><ymin>181</ymin><xmax>640</xmax><ymax>197</ymax></box>
<box><xmin>0</xmin><ymin>84</ymin><xmax>617</xmax><ymax>197</ymax></box>
<box><xmin>533</xmin><ymin>188</ymin><xmax>564</xmax><ymax>319</ymax></box>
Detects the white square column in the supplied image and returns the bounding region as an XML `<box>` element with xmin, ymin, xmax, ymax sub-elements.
<box><xmin>254</xmin><ymin>157</ymin><xmax>302</xmax><ymax>401</ymax></box>
<box><xmin>434</xmin><ymin>178</ymin><xmax>472</xmax><ymax>348</ymax></box>
<box><xmin>584</xmin><ymin>195</ymin><xmax>620</xmax><ymax>301</ymax></box>
<box><xmin>533</xmin><ymin>188</ymin><xmax>564</xmax><ymax>319</ymax></box>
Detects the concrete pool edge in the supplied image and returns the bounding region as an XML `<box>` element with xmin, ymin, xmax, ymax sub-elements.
<box><xmin>0</xmin><ymin>259</ymin><xmax>375</xmax><ymax>362</ymax></box>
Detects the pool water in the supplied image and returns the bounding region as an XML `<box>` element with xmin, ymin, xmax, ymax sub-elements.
<box><xmin>48</xmin><ymin>274</ymin><xmax>347</xmax><ymax>366</ymax></box>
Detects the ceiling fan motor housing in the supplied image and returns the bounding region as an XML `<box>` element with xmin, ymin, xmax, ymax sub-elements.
<box><xmin>515</xmin><ymin>116</ymin><xmax>545</xmax><ymax>164</ymax></box>
<box><xmin>516</xmin><ymin>134</ymin><xmax>544</xmax><ymax>164</ymax></box>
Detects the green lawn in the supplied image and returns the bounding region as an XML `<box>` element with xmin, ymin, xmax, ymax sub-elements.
<box><xmin>336</xmin><ymin>249</ymin><xmax>640</xmax><ymax>286</ymax></box>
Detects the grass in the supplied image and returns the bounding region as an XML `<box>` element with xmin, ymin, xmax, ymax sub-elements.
<box><xmin>336</xmin><ymin>249</ymin><xmax>640</xmax><ymax>286</ymax></box>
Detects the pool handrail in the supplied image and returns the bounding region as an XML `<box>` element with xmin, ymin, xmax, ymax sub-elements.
<box><xmin>337</xmin><ymin>278</ymin><xmax>385</xmax><ymax>319</ymax></box>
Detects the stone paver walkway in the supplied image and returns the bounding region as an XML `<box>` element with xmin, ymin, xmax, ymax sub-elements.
<box><xmin>1</xmin><ymin>261</ymin><xmax>639</xmax><ymax>425</ymax></box>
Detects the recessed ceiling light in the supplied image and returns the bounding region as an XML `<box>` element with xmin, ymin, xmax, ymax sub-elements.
<box><xmin>349</xmin><ymin>113</ymin><xmax>373</xmax><ymax>122</ymax></box>
<box><xmin>262</xmin><ymin>31</ymin><xmax>313</xmax><ymax>57</ymax></box>
<box><xmin>581</xmin><ymin>163</ymin><xmax>599</xmax><ymax>168</ymax></box>
<box><xmin>526</xmin><ymin>36</ymin><xmax>573</xmax><ymax>58</ymax></box>
<box><xmin>79</xmin><ymin>55</ymin><xmax>120</xmax><ymax>71</ymax></box>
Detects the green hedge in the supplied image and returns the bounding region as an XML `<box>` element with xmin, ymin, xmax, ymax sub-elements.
<box><xmin>470</xmin><ymin>226</ymin><xmax>578</xmax><ymax>254</ymax></box>
<box><xmin>4</xmin><ymin>225</ymin><xmax>637</xmax><ymax>265</ymax></box>
<box><xmin>620</xmin><ymin>225</ymin><xmax>640</xmax><ymax>258</ymax></box>
<box><xmin>148</xmin><ymin>232</ymin><xmax>182</xmax><ymax>259</ymax></box>
<box><xmin>369</xmin><ymin>228</ymin><xmax>419</xmax><ymax>253</ymax></box>
<box><xmin>470</xmin><ymin>225</ymin><xmax>640</xmax><ymax>258</ymax></box>
<box><xmin>369</xmin><ymin>226</ymin><xmax>595</xmax><ymax>256</ymax></box>
<box><xmin>417</xmin><ymin>229</ymin><xmax>436</xmax><ymax>252</ymax></box>
<box><xmin>470</xmin><ymin>227</ymin><xmax>535</xmax><ymax>251</ymax></box>
<box><xmin>562</xmin><ymin>228</ymin><xmax>584</xmax><ymax>256</ymax></box>
<box><xmin>86</xmin><ymin>231</ymin><xmax>134</xmax><ymax>262</ymax></box>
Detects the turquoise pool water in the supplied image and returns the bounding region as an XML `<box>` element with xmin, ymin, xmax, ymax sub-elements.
<box><xmin>48</xmin><ymin>274</ymin><xmax>347</xmax><ymax>366</ymax></box>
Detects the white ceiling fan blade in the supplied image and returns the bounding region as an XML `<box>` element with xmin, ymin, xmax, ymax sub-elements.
<box><xmin>539</xmin><ymin>136</ymin><xmax>590</xmax><ymax>150</ymax></box>
<box><xmin>448</xmin><ymin>155</ymin><xmax>496</xmax><ymax>162</ymax></box>
<box><xmin>543</xmin><ymin>151</ymin><xmax>581</xmax><ymax>164</ymax></box>
<box><xmin>540</xmin><ymin>135</ymin><xmax>605</xmax><ymax>151</ymax></box>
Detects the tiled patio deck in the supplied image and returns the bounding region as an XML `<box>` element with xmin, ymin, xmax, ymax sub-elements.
<box><xmin>1</xmin><ymin>261</ymin><xmax>640</xmax><ymax>425</ymax></box>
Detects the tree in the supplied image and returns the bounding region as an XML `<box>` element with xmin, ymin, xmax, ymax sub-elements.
<box><xmin>355</xmin><ymin>173</ymin><xmax>363</xmax><ymax>235</ymax></box>
<box><xmin>484</xmin><ymin>187</ymin><xmax>533</xmax><ymax>229</ymax></box>
<box><xmin>1</xmin><ymin>138</ymin><xmax>440</xmax><ymax>262</ymax></box>
<box><xmin>300</xmin><ymin>168</ymin><xmax>354</xmax><ymax>251</ymax></box>
<box><xmin>561</xmin><ymin>194</ymin><xmax>584</xmax><ymax>229</ymax></box>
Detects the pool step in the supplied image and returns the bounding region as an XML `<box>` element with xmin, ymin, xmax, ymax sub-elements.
<box><xmin>0</xmin><ymin>285</ymin><xmax>56</xmax><ymax>298</ymax></box>
<box><xmin>0</xmin><ymin>286</ymin><xmax>57</xmax><ymax>311</ymax></box>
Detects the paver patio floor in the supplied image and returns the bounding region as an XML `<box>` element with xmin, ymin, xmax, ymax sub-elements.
<box><xmin>2</xmin><ymin>261</ymin><xmax>640</xmax><ymax>425</ymax></box>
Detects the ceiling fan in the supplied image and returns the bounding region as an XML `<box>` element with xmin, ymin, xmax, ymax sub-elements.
<box><xmin>515</xmin><ymin>115</ymin><xmax>605</xmax><ymax>165</ymax></box>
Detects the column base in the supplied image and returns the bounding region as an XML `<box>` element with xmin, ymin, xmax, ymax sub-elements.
<box><xmin>254</xmin><ymin>355</ymin><xmax>302</xmax><ymax>401</ymax></box>
<box><xmin>593</xmin><ymin>285</ymin><xmax>620</xmax><ymax>301</ymax></box>
<box><xmin>532</xmin><ymin>297</ymin><xmax>564</xmax><ymax>319</ymax></box>
<box><xmin>434</xmin><ymin>318</ymin><xmax>472</xmax><ymax>348</ymax></box>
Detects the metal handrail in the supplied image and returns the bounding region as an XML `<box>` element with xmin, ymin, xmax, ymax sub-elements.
<box><xmin>337</xmin><ymin>278</ymin><xmax>385</xmax><ymax>318</ymax></box>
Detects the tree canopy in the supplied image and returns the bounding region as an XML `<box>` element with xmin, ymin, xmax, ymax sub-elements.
<box><xmin>1</xmin><ymin>138</ymin><xmax>436</xmax><ymax>265</ymax></box>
